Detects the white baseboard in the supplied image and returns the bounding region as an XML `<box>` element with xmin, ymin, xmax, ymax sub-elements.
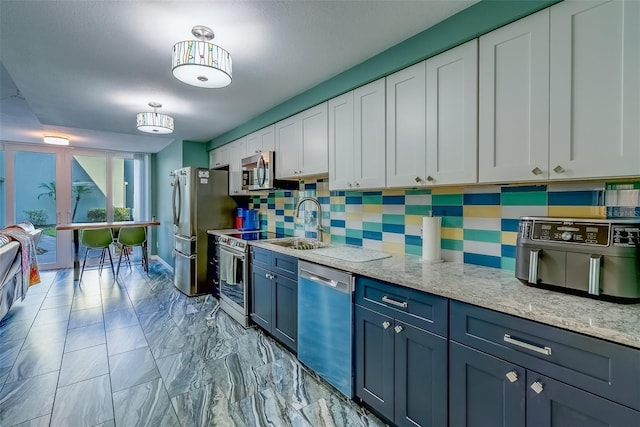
<box><xmin>150</xmin><ymin>255</ymin><xmax>173</xmax><ymax>272</ymax></box>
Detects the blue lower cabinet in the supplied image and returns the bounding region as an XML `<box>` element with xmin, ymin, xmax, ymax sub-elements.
<box><xmin>355</xmin><ymin>304</ymin><xmax>447</xmax><ymax>427</ymax></box>
<box><xmin>527</xmin><ymin>373</ymin><xmax>640</xmax><ymax>427</ymax></box>
<box><xmin>250</xmin><ymin>248</ymin><xmax>298</xmax><ymax>353</ymax></box>
<box><xmin>449</xmin><ymin>342</ymin><xmax>526</xmax><ymax>427</ymax></box>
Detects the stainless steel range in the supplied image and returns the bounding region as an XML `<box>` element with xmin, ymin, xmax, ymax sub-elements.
<box><xmin>215</xmin><ymin>231</ymin><xmax>276</xmax><ymax>326</ymax></box>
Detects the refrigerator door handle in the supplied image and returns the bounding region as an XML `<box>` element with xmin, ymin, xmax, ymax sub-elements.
<box><xmin>172</xmin><ymin>174</ymin><xmax>181</xmax><ymax>226</ymax></box>
<box><xmin>174</xmin><ymin>249</ymin><xmax>196</xmax><ymax>259</ymax></box>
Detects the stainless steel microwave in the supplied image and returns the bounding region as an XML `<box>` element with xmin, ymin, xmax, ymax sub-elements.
<box><xmin>241</xmin><ymin>151</ymin><xmax>298</xmax><ymax>191</ymax></box>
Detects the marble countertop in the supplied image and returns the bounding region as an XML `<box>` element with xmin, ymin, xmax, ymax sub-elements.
<box><xmin>245</xmin><ymin>238</ymin><xmax>640</xmax><ymax>350</ymax></box>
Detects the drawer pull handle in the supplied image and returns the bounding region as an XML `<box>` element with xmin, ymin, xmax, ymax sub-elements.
<box><xmin>394</xmin><ymin>325</ymin><xmax>403</xmax><ymax>334</ymax></box>
<box><xmin>382</xmin><ymin>321</ymin><xmax>391</xmax><ymax>329</ymax></box>
<box><xmin>503</xmin><ymin>334</ymin><xmax>552</xmax><ymax>356</ymax></box>
<box><xmin>382</xmin><ymin>296</ymin><xmax>408</xmax><ymax>308</ymax></box>
<box><xmin>530</xmin><ymin>381</ymin><xmax>544</xmax><ymax>394</ymax></box>
<box><xmin>505</xmin><ymin>371</ymin><xmax>518</xmax><ymax>383</ymax></box>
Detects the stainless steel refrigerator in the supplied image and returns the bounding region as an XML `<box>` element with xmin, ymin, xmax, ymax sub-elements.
<box><xmin>171</xmin><ymin>167</ymin><xmax>236</xmax><ymax>296</ymax></box>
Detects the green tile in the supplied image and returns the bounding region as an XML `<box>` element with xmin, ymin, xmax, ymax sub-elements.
<box><xmin>405</xmin><ymin>205</ymin><xmax>432</xmax><ymax>215</ymax></box>
<box><xmin>362</xmin><ymin>195</ymin><xmax>382</xmax><ymax>205</ymax></box>
<box><xmin>501</xmin><ymin>192</ymin><xmax>547</xmax><ymax>206</ymax></box>
<box><xmin>276</xmin><ymin>221</ymin><xmax>285</xmax><ymax>229</ymax></box>
<box><xmin>432</xmin><ymin>194</ymin><xmax>463</xmax><ymax>206</ymax></box>
<box><xmin>442</xmin><ymin>239</ymin><xmax>463</xmax><ymax>251</ymax></box>
<box><xmin>501</xmin><ymin>257</ymin><xmax>516</xmax><ymax>271</ymax></box>
<box><xmin>382</xmin><ymin>214</ymin><xmax>405</xmax><ymax>226</ymax></box>
<box><xmin>463</xmin><ymin>229</ymin><xmax>501</xmax><ymax>243</ymax></box>
<box><xmin>363</xmin><ymin>222</ymin><xmax>383</xmax><ymax>232</ymax></box>
<box><xmin>346</xmin><ymin>229</ymin><xmax>363</xmax><ymax>239</ymax></box>
<box><xmin>284</xmin><ymin>203</ymin><xmax>295</xmax><ymax>211</ymax></box>
<box><xmin>405</xmin><ymin>244</ymin><xmax>422</xmax><ymax>256</ymax></box>
<box><xmin>331</xmin><ymin>204</ymin><xmax>345</xmax><ymax>212</ymax></box>
<box><xmin>406</xmin><ymin>188</ymin><xmax>432</xmax><ymax>196</ymax></box>
<box><xmin>442</xmin><ymin>216</ymin><xmax>463</xmax><ymax>228</ymax></box>
<box><xmin>606</xmin><ymin>181</ymin><xmax>640</xmax><ymax>190</ymax></box>
<box><xmin>331</xmin><ymin>235</ymin><xmax>346</xmax><ymax>244</ymax></box>
<box><xmin>345</xmin><ymin>190</ymin><xmax>362</xmax><ymax>197</ymax></box>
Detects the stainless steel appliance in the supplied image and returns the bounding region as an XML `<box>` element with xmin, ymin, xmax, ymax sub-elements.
<box><xmin>516</xmin><ymin>217</ymin><xmax>640</xmax><ymax>301</ymax></box>
<box><xmin>241</xmin><ymin>151</ymin><xmax>296</xmax><ymax>191</ymax></box>
<box><xmin>298</xmin><ymin>260</ymin><xmax>355</xmax><ymax>397</ymax></box>
<box><xmin>216</xmin><ymin>231</ymin><xmax>276</xmax><ymax>326</ymax></box>
<box><xmin>171</xmin><ymin>167</ymin><xmax>236</xmax><ymax>296</ymax></box>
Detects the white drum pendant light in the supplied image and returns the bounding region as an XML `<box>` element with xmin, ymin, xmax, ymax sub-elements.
<box><xmin>136</xmin><ymin>102</ymin><xmax>174</xmax><ymax>134</ymax></box>
<box><xmin>172</xmin><ymin>25</ymin><xmax>232</xmax><ymax>89</ymax></box>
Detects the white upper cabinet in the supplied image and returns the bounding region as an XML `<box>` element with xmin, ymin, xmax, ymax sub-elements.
<box><xmin>276</xmin><ymin>102</ymin><xmax>328</xmax><ymax>179</ymax></box>
<box><xmin>228</xmin><ymin>137</ymin><xmax>247</xmax><ymax>195</ymax></box>
<box><xmin>210</xmin><ymin>144</ymin><xmax>231</xmax><ymax>169</ymax></box>
<box><xmin>386</xmin><ymin>62</ymin><xmax>427</xmax><ymax>187</ymax></box>
<box><xmin>549</xmin><ymin>0</ymin><xmax>640</xmax><ymax>179</ymax></box>
<box><xmin>246</xmin><ymin>125</ymin><xmax>275</xmax><ymax>155</ymax></box>
<box><xmin>426</xmin><ymin>39</ymin><xmax>478</xmax><ymax>185</ymax></box>
<box><xmin>329</xmin><ymin>79</ymin><xmax>386</xmax><ymax>191</ymax></box>
<box><xmin>478</xmin><ymin>9</ymin><xmax>550</xmax><ymax>183</ymax></box>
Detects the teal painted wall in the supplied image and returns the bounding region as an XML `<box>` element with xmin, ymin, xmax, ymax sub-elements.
<box><xmin>182</xmin><ymin>141</ymin><xmax>209</xmax><ymax>168</ymax></box>
<box><xmin>153</xmin><ymin>140</ymin><xmax>183</xmax><ymax>266</ymax></box>
<box><xmin>208</xmin><ymin>0</ymin><xmax>560</xmax><ymax>149</ymax></box>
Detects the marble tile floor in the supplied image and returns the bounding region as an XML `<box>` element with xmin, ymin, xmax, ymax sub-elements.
<box><xmin>0</xmin><ymin>262</ymin><xmax>385</xmax><ymax>427</ymax></box>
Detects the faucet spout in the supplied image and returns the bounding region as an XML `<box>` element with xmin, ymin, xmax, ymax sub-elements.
<box><xmin>294</xmin><ymin>196</ymin><xmax>324</xmax><ymax>242</ymax></box>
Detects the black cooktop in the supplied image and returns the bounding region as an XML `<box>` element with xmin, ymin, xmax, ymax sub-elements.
<box><xmin>227</xmin><ymin>231</ymin><xmax>279</xmax><ymax>241</ymax></box>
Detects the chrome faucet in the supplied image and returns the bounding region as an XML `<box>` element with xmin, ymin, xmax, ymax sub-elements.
<box><xmin>294</xmin><ymin>196</ymin><xmax>324</xmax><ymax>242</ymax></box>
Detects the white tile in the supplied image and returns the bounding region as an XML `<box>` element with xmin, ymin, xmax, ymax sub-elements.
<box><xmin>405</xmin><ymin>194</ymin><xmax>432</xmax><ymax>206</ymax></box>
<box><xmin>547</xmin><ymin>181</ymin><xmax>605</xmax><ymax>192</ymax></box>
<box><xmin>464</xmin><ymin>185</ymin><xmax>501</xmax><ymax>194</ymax></box>
<box><xmin>463</xmin><ymin>217</ymin><xmax>501</xmax><ymax>231</ymax></box>
<box><xmin>382</xmin><ymin>232</ymin><xmax>404</xmax><ymax>244</ymax></box>
<box><xmin>382</xmin><ymin>205</ymin><xmax>404</xmax><ymax>215</ymax></box>
<box><xmin>441</xmin><ymin>250</ymin><xmax>463</xmax><ymax>263</ymax></box>
<box><xmin>463</xmin><ymin>240</ymin><xmax>501</xmax><ymax>257</ymax></box>
<box><xmin>501</xmin><ymin>206</ymin><xmax>548</xmax><ymax>219</ymax></box>
<box><xmin>362</xmin><ymin>240</ymin><xmax>383</xmax><ymax>251</ymax></box>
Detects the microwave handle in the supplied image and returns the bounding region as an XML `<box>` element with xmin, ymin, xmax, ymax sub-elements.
<box><xmin>258</xmin><ymin>155</ymin><xmax>267</xmax><ymax>187</ymax></box>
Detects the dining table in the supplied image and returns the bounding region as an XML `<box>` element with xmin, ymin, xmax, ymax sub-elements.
<box><xmin>56</xmin><ymin>220</ymin><xmax>160</xmax><ymax>281</ymax></box>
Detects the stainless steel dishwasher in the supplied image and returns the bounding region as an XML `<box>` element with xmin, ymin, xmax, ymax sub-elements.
<box><xmin>297</xmin><ymin>260</ymin><xmax>354</xmax><ymax>398</ymax></box>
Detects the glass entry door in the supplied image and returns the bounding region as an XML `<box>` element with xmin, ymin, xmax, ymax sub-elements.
<box><xmin>3</xmin><ymin>145</ymin><xmax>71</xmax><ymax>269</ymax></box>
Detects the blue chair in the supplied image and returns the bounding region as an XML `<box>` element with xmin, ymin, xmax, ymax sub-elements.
<box><xmin>115</xmin><ymin>226</ymin><xmax>147</xmax><ymax>276</ymax></box>
<box><xmin>79</xmin><ymin>228</ymin><xmax>115</xmax><ymax>282</ymax></box>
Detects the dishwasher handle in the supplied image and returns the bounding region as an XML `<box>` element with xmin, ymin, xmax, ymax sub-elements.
<box><xmin>299</xmin><ymin>268</ymin><xmax>352</xmax><ymax>294</ymax></box>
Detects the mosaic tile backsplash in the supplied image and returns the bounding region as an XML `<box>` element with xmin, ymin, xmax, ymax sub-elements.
<box><xmin>249</xmin><ymin>180</ymin><xmax>640</xmax><ymax>271</ymax></box>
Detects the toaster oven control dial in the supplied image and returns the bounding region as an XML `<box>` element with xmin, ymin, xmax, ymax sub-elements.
<box><xmin>561</xmin><ymin>231</ymin><xmax>573</xmax><ymax>241</ymax></box>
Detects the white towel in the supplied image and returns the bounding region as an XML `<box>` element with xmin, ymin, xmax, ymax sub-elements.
<box><xmin>219</xmin><ymin>250</ymin><xmax>234</xmax><ymax>284</ymax></box>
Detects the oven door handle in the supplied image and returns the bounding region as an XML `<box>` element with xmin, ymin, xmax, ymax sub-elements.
<box><xmin>219</xmin><ymin>246</ymin><xmax>246</xmax><ymax>261</ymax></box>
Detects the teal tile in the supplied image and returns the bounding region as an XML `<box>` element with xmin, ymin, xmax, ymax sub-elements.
<box><xmin>363</xmin><ymin>195</ymin><xmax>382</xmax><ymax>205</ymax></box>
<box><xmin>432</xmin><ymin>194</ymin><xmax>463</xmax><ymax>206</ymax></box>
<box><xmin>276</xmin><ymin>221</ymin><xmax>285</xmax><ymax>229</ymax></box>
<box><xmin>331</xmin><ymin>235</ymin><xmax>346</xmax><ymax>244</ymax></box>
<box><xmin>284</xmin><ymin>203</ymin><xmax>295</xmax><ymax>210</ymax></box>
<box><xmin>405</xmin><ymin>245</ymin><xmax>422</xmax><ymax>256</ymax></box>
<box><xmin>501</xmin><ymin>192</ymin><xmax>547</xmax><ymax>206</ymax></box>
<box><xmin>331</xmin><ymin>204</ymin><xmax>345</xmax><ymax>212</ymax></box>
<box><xmin>442</xmin><ymin>216</ymin><xmax>463</xmax><ymax>228</ymax></box>
<box><xmin>382</xmin><ymin>214</ymin><xmax>405</xmax><ymax>225</ymax></box>
<box><xmin>501</xmin><ymin>257</ymin><xmax>516</xmax><ymax>271</ymax></box>
<box><xmin>346</xmin><ymin>229</ymin><xmax>363</xmax><ymax>239</ymax></box>
<box><xmin>442</xmin><ymin>239</ymin><xmax>463</xmax><ymax>251</ymax></box>
<box><xmin>463</xmin><ymin>229</ymin><xmax>501</xmax><ymax>243</ymax></box>
<box><xmin>362</xmin><ymin>222</ymin><xmax>383</xmax><ymax>232</ymax></box>
<box><xmin>406</xmin><ymin>188</ymin><xmax>432</xmax><ymax>195</ymax></box>
<box><xmin>405</xmin><ymin>205</ymin><xmax>432</xmax><ymax>216</ymax></box>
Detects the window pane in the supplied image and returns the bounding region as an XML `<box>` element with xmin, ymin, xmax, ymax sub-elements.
<box><xmin>14</xmin><ymin>151</ymin><xmax>57</xmax><ymax>264</ymax></box>
<box><xmin>72</xmin><ymin>154</ymin><xmax>106</xmax><ymax>222</ymax></box>
<box><xmin>112</xmin><ymin>157</ymin><xmax>133</xmax><ymax>221</ymax></box>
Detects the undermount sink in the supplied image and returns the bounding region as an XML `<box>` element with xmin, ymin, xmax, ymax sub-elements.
<box><xmin>268</xmin><ymin>238</ymin><xmax>328</xmax><ymax>250</ymax></box>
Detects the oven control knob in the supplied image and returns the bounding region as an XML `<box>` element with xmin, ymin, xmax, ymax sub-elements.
<box><xmin>561</xmin><ymin>232</ymin><xmax>573</xmax><ymax>241</ymax></box>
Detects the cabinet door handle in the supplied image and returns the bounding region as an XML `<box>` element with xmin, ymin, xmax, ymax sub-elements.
<box><xmin>426</xmin><ymin>175</ymin><xmax>434</xmax><ymax>182</ymax></box>
<box><xmin>347</xmin><ymin>182</ymin><xmax>352</xmax><ymax>188</ymax></box>
<box><xmin>382</xmin><ymin>296</ymin><xmax>408</xmax><ymax>308</ymax></box>
<box><xmin>504</xmin><ymin>334</ymin><xmax>552</xmax><ymax>356</ymax></box>
<box><xmin>553</xmin><ymin>165</ymin><xmax>565</xmax><ymax>174</ymax></box>
<box><xmin>355</xmin><ymin>182</ymin><xmax>360</xmax><ymax>187</ymax></box>
<box><xmin>394</xmin><ymin>325</ymin><xmax>403</xmax><ymax>334</ymax></box>
<box><xmin>505</xmin><ymin>371</ymin><xmax>518</xmax><ymax>383</ymax></box>
<box><xmin>530</xmin><ymin>381</ymin><xmax>544</xmax><ymax>394</ymax></box>
<box><xmin>414</xmin><ymin>176</ymin><xmax>422</xmax><ymax>183</ymax></box>
<box><xmin>531</xmin><ymin>167</ymin><xmax>543</xmax><ymax>176</ymax></box>
<box><xmin>382</xmin><ymin>321</ymin><xmax>391</xmax><ymax>329</ymax></box>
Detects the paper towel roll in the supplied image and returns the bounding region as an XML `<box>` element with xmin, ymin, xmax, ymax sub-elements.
<box><xmin>422</xmin><ymin>217</ymin><xmax>442</xmax><ymax>262</ymax></box>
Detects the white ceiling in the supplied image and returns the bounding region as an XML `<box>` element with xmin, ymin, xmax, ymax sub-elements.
<box><xmin>0</xmin><ymin>0</ymin><xmax>476</xmax><ymax>154</ymax></box>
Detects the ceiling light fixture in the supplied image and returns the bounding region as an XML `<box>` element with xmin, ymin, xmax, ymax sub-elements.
<box><xmin>136</xmin><ymin>102</ymin><xmax>174</xmax><ymax>134</ymax></box>
<box><xmin>172</xmin><ymin>25</ymin><xmax>232</xmax><ymax>89</ymax></box>
<box><xmin>43</xmin><ymin>136</ymin><xmax>69</xmax><ymax>145</ymax></box>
